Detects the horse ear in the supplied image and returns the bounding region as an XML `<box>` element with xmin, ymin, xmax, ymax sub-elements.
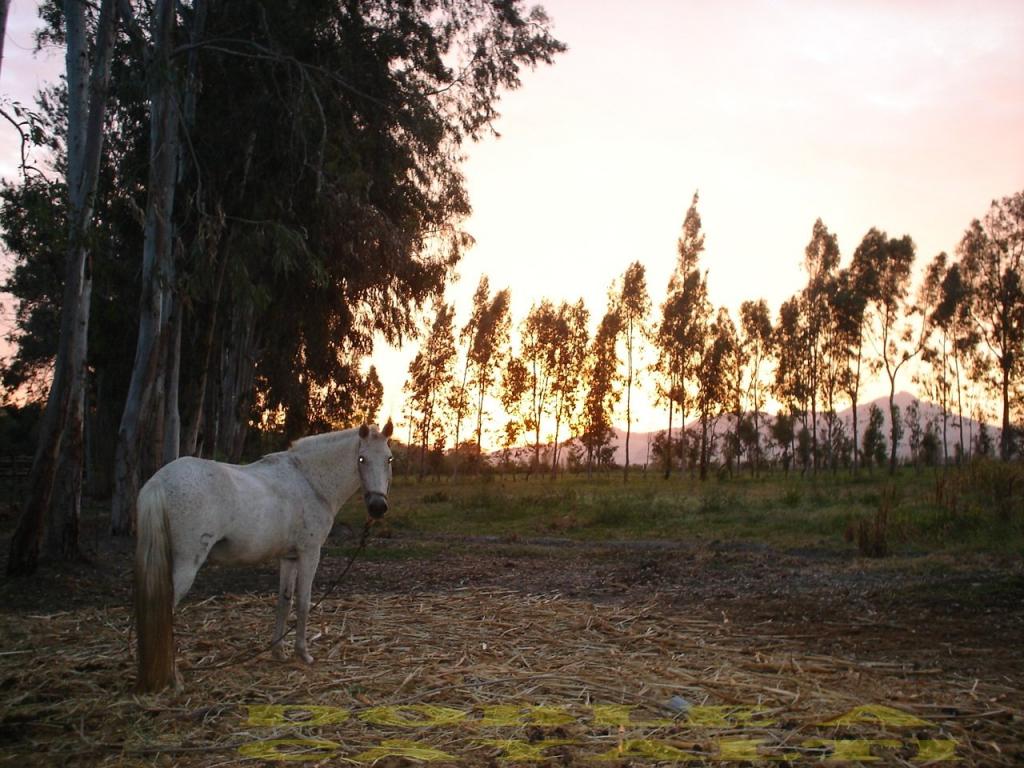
<box><xmin>359</xmin><ymin>424</ymin><xmax>369</xmax><ymax>439</ymax></box>
<box><xmin>382</xmin><ymin>419</ymin><xmax>394</xmax><ymax>438</ymax></box>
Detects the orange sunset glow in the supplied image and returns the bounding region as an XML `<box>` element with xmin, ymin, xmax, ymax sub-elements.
<box><xmin>374</xmin><ymin>0</ymin><xmax>1024</xmax><ymax>437</ymax></box>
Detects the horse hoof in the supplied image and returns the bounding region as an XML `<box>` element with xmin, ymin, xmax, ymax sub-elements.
<box><xmin>272</xmin><ymin>647</ymin><xmax>286</xmax><ymax>661</ymax></box>
<box><xmin>297</xmin><ymin>650</ymin><xmax>314</xmax><ymax>664</ymax></box>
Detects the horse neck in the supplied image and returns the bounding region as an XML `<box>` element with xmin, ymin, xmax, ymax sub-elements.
<box><xmin>293</xmin><ymin>431</ymin><xmax>361</xmax><ymax>512</ymax></box>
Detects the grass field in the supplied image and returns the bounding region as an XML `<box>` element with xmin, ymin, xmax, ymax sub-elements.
<box><xmin>338</xmin><ymin>461</ymin><xmax>1024</xmax><ymax>556</ymax></box>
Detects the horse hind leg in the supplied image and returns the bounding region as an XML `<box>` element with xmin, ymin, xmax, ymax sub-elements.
<box><xmin>293</xmin><ymin>550</ymin><xmax>322</xmax><ymax>664</ymax></box>
<box><xmin>171</xmin><ymin>532</ymin><xmax>217</xmax><ymax>608</ymax></box>
<box><xmin>172</xmin><ymin>560</ymin><xmax>201</xmax><ymax>609</ymax></box>
<box><xmin>272</xmin><ymin>558</ymin><xmax>298</xmax><ymax>660</ymax></box>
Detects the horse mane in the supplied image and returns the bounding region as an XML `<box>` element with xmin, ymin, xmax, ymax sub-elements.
<box><xmin>288</xmin><ymin>428</ymin><xmax>360</xmax><ymax>454</ymax></box>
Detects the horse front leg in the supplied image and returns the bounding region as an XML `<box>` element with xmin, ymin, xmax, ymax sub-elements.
<box><xmin>293</xmin><ymin>550</ymin><xmax>322</xmax><ymax>664</ymax></box>
<box><xmin>272</xmin><ymin>558</ymin><xmax>298</xmax><ymax>661</ymax></box>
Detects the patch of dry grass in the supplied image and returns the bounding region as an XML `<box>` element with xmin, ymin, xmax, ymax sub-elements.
<box><xmin>1</xmin><ymin>587</ymin><xmax>1021</xmax><ymax>765</ymax></box>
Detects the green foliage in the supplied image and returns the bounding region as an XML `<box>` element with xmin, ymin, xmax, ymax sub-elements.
<box><xmin>0</xmin><ymin>403</ymin><xmax>43</xmax><ymax>454</ymax></box>
<box><xmin>778</xmin><ymin>485</ymin><xmax>802</xmax><ymax>508</ymax></box>
<box><xmin>862</xmin><ymin>404</ymin><xmax>888</xmax><ymax>470</ymax></box>
<box><xmin>958</xmin><ymin>191</ymin><xmax>1024</xmax><ymax>459</ymax></box>
<box><xmin>0</xmin><ymin>177</ymin><xmax>67</xmax><ymax>398</ymax></box>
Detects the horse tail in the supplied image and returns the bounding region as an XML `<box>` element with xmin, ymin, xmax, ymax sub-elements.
<box><xmin>135</xmin><ymin>478</ymin><xmax>176</xmax><ymax>692</ymax></box>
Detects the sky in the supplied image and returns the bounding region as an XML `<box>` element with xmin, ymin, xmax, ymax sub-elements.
<box><xmin>2</xmin><ymin>0</ymin><xmax>1023</xmax><ymax>438</ymax></box>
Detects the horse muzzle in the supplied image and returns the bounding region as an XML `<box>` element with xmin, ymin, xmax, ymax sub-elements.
<box><xmin>364</xmin><ymin>492</ymin><xmax>389</xmax><ymax>518</ymax></box>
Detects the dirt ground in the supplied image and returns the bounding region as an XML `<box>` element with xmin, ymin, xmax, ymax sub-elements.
<box><xmin>1</xmin><ymin>513</ymin><xmax>1022</xmax><ymax>766</ymax></box>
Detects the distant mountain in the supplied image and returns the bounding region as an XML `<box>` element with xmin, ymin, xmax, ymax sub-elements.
<box><xmin>481</xmin><ymin>392</ymin><xmax>997</xmax><ymax>468</ymax></box>
<box><xmin>600</xmin><ymin>392</ymin><xmax>996</xmax><ymax>467</ymax></box>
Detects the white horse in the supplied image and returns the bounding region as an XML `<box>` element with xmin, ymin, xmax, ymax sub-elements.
<box><xmin>135</xmin><ymin>422</ymin><xmax>393</xmax><ymax>692</ymax></box>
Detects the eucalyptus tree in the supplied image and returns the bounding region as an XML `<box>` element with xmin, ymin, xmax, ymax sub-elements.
<box><xmin>7</xmin><ymin>0</ymin><xmax>118</xmax><ymax>575</ymax></box>
<box><xmin>857</xmin><ymin>228</ymin><xmax>923</xmax><ymax>474</ymax></box>
<box><xmin>833</xmin><ymin>244</ymin><xmax>880</xmax><ymax>473</ymax></box>
<box><xmin>938</xmin><ymin>263</ymin><xmax>974</xmax><ymax>460</ymax></box>
<box><xmin>919</xmin><ymin>252</ymin><xmax>956</xmax><ymax>462</ymax></box>
<box><xmin>957</xmin><ymin>190</ymin><xmax>1024</xmax><ymax>460</ymax></box>
<box><xmin>520</xmin><ymin>300</ymin><xmax>558</xmax><ymax>476</ymax></box>
<box><xmin>580</xmin><ymin>306</ymin><xmax>622</xmax><ymax>476</ymax></box>
<box><xmin>451</xmin><ymin>277</ymin><xmax>493</xmax><ymax>470</ymax></box>
<box><xmin>499</xmin><ymin>356</ymin><xmax>529</xmax><ymax>469</ymax></box>
<box><xmin>618</xmin><ymin>261</ymin><xmax>650</xmax><ymax>480</ymax></box>
<box><xmin>110</xmin><ymin>0</ymin><xmax>184</xmax><ymax>534</ymax></box>
<box><xmin>772</xmin><ymin>295</ymin><xmax>810</xmax><ymax>433</ymax></box>
<box><xmin>693</xmin><ymin>307</ymin><xmax>736</xmax><ymax>479</ymax></box>
<box><xmin>548</xmin><ymin>300</ymin><xmax>589</xmax><ymax>476</ymax></box>
<box><xmin>715</xmin><ymin>307</ymin><xmax>744</xmax><ymax>475</ymax></box>
<box><xmin>470</xmin><ymin>288</ymin><xmax>512</xmax><ymax>464</ymax></box>
<box><xmin>406</xmin><ymin>305</ymin><xmax>457</xmax><ymax>479</ymax></box>
<box><xmin>739</xmin><ymin>299</ymin><xmax>772</xmax><ymax>474</ymax></box>
<box><xmin>819</xmin><ymin>276</ymin><xmax>849</xmax><ymax>471</ymax></box>
<box><xmin>802</xmin><ymin>219</ymin><xmax>841</xmax><ymax>472</ymax></box>
<box><xmin>654</xmin><ymin>192</ymin><xmax>709</xmax><ymax>478</ymax></box>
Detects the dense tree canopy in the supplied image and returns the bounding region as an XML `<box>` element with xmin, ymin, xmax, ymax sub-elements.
<box><xmin>2</xmin><ymin>0</ymin><xmax>566</xmax><ymax>567</ymax></box>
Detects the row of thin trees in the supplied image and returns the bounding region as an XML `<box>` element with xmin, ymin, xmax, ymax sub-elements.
<box><xmin>403</xmin><ymin>190</ymin><xmax>1024</xmax><ymax>480</ymax></box>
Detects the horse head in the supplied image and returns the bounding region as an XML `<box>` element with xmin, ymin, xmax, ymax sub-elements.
<box><xmin>357</xmin><ymin>420</ymin><xmax>394</xmax><ymax>518</ymax></box>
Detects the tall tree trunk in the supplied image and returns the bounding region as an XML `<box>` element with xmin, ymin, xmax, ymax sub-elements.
<box><xmin>111</xmin><ymin>0</ymin><xmax>180</xmax><ymax>535</ymax></box>
<box><xmin>550</xmin><ymin>409</ymin><xmax>561</xmax><ymax>479</ymax></box>
<box><xmin>753</xmin><ymin>401</ymin><xmax>761</xmax><ymax>478</ymax></box>
<box><xmin>954</xmin><ymin>347</ymin><xmax>965</xmax><ymax>463</ymax></box>
<box><xmin>475</xmin><ymin>380</ymin><xmax>486</xmax><ymax>470</ymax></box>
<box><xmin>699</xmin><ymin>411</ymin><xmax>708</xmax><ymax>481</ymax></box>
<box><xmin>0</xmin><ymin>0</ymin><xmax>9</xmax><ymax>78</ymax></box>
<box><xmin>7</xmin><ymin>0</ymin><xmax>117</xmax><ymax>575</ymax></box>
<box><xmin>941</xmin><ymin>339</ymin><xmax>949</xmax><ymax>464</ymax></box>
<box><xmin>46</xmin><ymin>327</ymin><xmax>88</xmax><ymax>560</ymax></box>
<box><xmin>451</xmin><ymin>357</ymin><xmax>470</xmax><ymax>479</ymax></box>
<box><xmin>1001</xmin><ymin>366</ymin><xmax>1011</xmax><ymax>461</ymax></box>
<box><xmin>89</xmin><ymin>370</ymin><xmax>117</xmax><ymax>496</ymax></box>
<box><xmin>623</xmin><ymin>324</ymin><xmax>633</xmax><ymax>482</ymax></box>
<box><xmin>162</xmin><ymin>305</ymin><xmax>182</xmax><ymax>464</ymax></box>
<box><xmin>663</xmin><ymin>394</ymin><xmax>674</xmax><ymax>480</ymax></box>
<box><xmin>418</xmin><ymin>417</ymin><xmax>428</xmax><ymax>480</ymax></box>
<box><xmin>199</xmin><ymin>343</ymin><xmax>222</xmax><ymax>458</ymax></box>
<box><xmin>850</xmin><ymin>335</ymin><xmax>863</xmax><ymax>474</ymax></box>
<box><xmin>810</xmin><ymin>357</ymin><xmax>818</xmax><ymax>474</ymax></box>
<box><xmin>181</xmin><ymin>246</ymin><xmax>227</xmax><ymax>455</ymax></box>
<box><xmin>888</xmin><ymin>382</ymin><xmax>899</xmax><ymax>475</ymax></box>
<box><xmin>216</xmin><ymin>299</ymin><xmax>257</xmax><ymax>462</ymax></box>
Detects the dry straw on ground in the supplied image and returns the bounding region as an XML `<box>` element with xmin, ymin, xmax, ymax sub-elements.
<box><xmin>1</xmin><ymin>587</ymin><xmax>1021</xmax><ymax>765</ymax></box>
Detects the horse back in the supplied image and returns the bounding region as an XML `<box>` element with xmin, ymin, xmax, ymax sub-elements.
<box><xmin>150</xmin><ymin>454</ymin><xmax>327</xmax><ymax>565</ymax></box>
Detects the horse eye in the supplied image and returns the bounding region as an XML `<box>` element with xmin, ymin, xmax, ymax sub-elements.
<box><xmin>358</xmin><ymin>456</ymin><xmax>365</xmax><ymax>463</ymax></box>
<box><xmin>388</xmin><ymin>457</ymin><xmax>393</xmax><ymax>463</ymax></box>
